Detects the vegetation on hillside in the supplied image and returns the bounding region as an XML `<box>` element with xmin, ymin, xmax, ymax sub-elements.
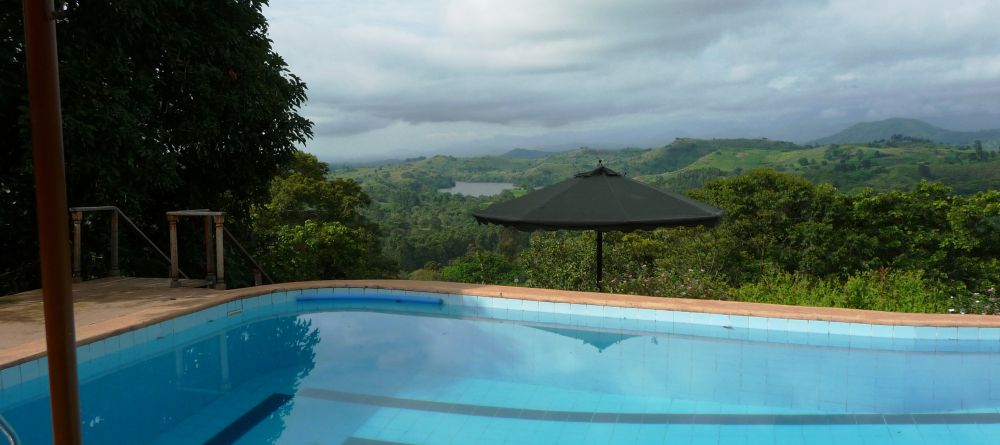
<box><xmin>434</xmin><ymin>170</ymin><xmax>1000</xmax><ymax>314</ymax></box>
<box><xmin>251</xmin><ymin>152</ymin><xmax>394</xmax><ymax>282</ymax></box>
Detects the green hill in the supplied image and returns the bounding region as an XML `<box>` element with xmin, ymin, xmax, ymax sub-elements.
<box><xmin>812</xmin><ymin>118</ymin><xmax>1000</xmax><ymax>147</ymax></box>
<box><xmin>331</xmin><ymin>137</ymin><xmax>999</xmax><ymax>274</ymax></box>
<box><xmin>337</xmin><ymin>137</ymin><xmax>1000</xmax><ymax>195</ymax></box>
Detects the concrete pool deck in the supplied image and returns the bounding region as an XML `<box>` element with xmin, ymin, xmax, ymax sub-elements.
<box><xmin>2</xmin><ymin>277</ymin><xmax>1000</xmax><ymax>368</ymax></box>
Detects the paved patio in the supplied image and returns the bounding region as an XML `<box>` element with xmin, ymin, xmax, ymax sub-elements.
<box><xmin>0</xmin><ymin>277</ymin><xmax>220</xmax><ymax>366</ymax></box>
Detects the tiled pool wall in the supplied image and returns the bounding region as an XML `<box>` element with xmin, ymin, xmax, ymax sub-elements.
<box><xmin>3</xmin><ymin>286</ymin><xmax>1000</xmax><ymax>412</ymax></box>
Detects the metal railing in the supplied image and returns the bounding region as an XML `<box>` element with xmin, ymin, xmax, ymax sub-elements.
<box><xmin>70</xmin><ymin>206</ymin><xmax>271</xmax><ymax>289</ymax></box>
<box><xmin>223</xmin><ymin>226</ymin><xmax>274</xmax><ymax>286</ymax></box>
<box><xmin>0</xmin><ymin>414</ymin><xmax>20</xmax><ymax>445</ymax></box>
<box><xmin>166</xmin><ymin>210</ymin><xmax>272</xmax><ymax>289</ymax></box>
<box><xmin>69</xmin><ymin>206</ymin><xmax>190</xmax><ymax>282</ymax></box>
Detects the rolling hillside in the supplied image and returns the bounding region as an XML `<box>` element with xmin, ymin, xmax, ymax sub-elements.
<box><xmin>335</xmin><ymin>137</ymin><xmax>1000</xmax><ymax>195</ymax></box>
<box><xmin>811</xmin><ymin>118</ymin><xmax>1000</xmax><ymax>147</ymax></box>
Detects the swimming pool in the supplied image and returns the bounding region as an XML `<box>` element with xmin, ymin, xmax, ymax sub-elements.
<box><xmin>2</xmin><ymin>287</ymin><xmax>1000</xmax><ymax>444</ymax></box>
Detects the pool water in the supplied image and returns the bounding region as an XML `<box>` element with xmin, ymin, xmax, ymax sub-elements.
<box><xmin>2</xmin><ymin>291</ymin><xmax>1000</xmax><ymax>444</ymax></box>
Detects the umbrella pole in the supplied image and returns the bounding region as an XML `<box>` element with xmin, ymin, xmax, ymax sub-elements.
<box><xmin>596</xmin><ymin>230</ymin><xmax>603</xmax><ymax>291</ymax></box>
<box><xmin>22</xmin><ymin>1</ymin><xmax>83</xmax><ymax>443</ymax></box>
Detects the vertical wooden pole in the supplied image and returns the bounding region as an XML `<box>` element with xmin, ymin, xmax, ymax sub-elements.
<box><xmin>596</xmin><ymin>230</ymin><xmax>604</xmax><ymax>292</ymax></box>
<box><xmin>71</xmin><ymin>211</ymin><xmax>81</xmax><ymax>282</ymax></box>
<box><xmin>168</xmin><ymin>214</ymin><xmax>179</xmax><ymax>287</ymax></box>
<box><xmin>204</xmin><ymin>216</ymin><xmax>215</xmax><ymax>283</ymax></box>
<box><xmin>22</xmin><ymin>0</ymin><xmax>83</xmax><ymax>442</ymax></box>
<box><xmin>214</xmin><ymin>214</ymin><xmax>226</xmax><ymax>290</ymax></box>
<box><xmin>109</xmin><ymin>210</ymin><xmax>119</xmax><ymax>277</ymax></box>
<box><xmin>253</xmin><ymin>269</ymin><xmax>262</xmax><ymax>286</ymax></box>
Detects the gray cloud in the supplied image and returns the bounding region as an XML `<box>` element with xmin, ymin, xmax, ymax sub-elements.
<box><xmin>266</xmin><ymin>0</ymin><xmax>1000</xmax><ymax>160</ymax></box>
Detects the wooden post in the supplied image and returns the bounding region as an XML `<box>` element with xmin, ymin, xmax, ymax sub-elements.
<box><xmin>253</xmin><ymin>269</ymin><xmax>262</xmax><ymax>286</ymax></box>
<box><xmin>22</xmin><ymin>0</ymin><xmax>83</xmax><ymax>440</ymax></box>
<box><xmin>71</xmin><ymin>211</ymin><xmax>81</xmax><ymax>282</ymax></box>
<box><xmin>168</xmin><ymin>214</ymin><xmax>179</xmax><ymax>288</ymax></box>
<box><xmin>214</xmin><ymin>214</ymin><xmax>225</xmax><ymax>290</ymax></box>
<box><xmin>204</xmin><ymin>216</ymin><xmax>215</xmax><ymax>283</ymax></box>
<box><xmin>109</xmin><ymin>210</ymin><xmax>119</xmax><ymax>277</ymax></box>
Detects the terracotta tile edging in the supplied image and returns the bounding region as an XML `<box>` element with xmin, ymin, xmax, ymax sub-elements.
<box><xmin>259</xmin><ymin>279</ymin><xmax>1000</xmax><ymax>328</ymax></box>
<box><xmin>2</xmin><ymin>279</ymin><xmax>998</xmax><ymax>369</ymax></box>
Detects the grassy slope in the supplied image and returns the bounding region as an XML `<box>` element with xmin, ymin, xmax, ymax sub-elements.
<box><xmin>335</xmin><ymin>139</ymin><xmax>1000</xmax><ymax>195</ymax></box>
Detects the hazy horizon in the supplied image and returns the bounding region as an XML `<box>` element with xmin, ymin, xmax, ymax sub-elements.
<box><xmin>264</xmin><ymin>0</ymin><xmax>1000</xmax><ymax>162</ymax></box>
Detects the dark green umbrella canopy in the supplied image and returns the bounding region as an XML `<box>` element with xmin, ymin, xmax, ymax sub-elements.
<box><xmin>531</xmin><ymin>326</ymin><xmax>638</xmax><ymax>353</ymax></box>
<box><xmin>473</xmin><ymin>162</ymin><xmax>723</xmax><ymax>290</ymax></box>
<box><xmin>473</xmin><ymin>163</ymin><xmax>723</xmax><ymax>231</ymax></box>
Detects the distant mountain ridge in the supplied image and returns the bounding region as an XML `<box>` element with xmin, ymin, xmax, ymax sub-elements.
<box><xmin>500</xmin><ymin>148</ymin><xmax>564</xmax><ymax>159</ymax></box>
<box><xmin>812</xmin><ymin>118</ymin><xmax>1000</xmax><ymax>147</ymax></box>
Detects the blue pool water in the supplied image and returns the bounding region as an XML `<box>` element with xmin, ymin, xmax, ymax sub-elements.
<box><xmin>2</xmin><ymin>289</ymin><xmax>1000</xmax><ymax>444</ymax></box>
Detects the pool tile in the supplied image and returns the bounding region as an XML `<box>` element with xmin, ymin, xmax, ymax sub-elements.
<box><xmin>748</xmin><ymin>316</ymin><xmax>768</xmax><ymax>330</ymax></box>
<box><xmin>538</xmin><ymin>301</ymin><xmax>557</xmax><ymax>313</ymax></box>
<box><xmin>728</xmin><ymin>316</ymin><xmax>750</xmax><ymax>330</ymax></box>
<box><xmin>0</xmin><ymin>363</ymin><xmax>20</xmax><ymax>390</ymax></box>
<box><xmin>634</xmin><ymin>308</ymin><xmax>656</xmax><ymax>322</ymax></box>
<box><xmin>552</xmin><ymin>302</ymin><xmax>572</xmax><ymax>315</ymax></box>
<box><xmin>827</xmin><ymin>322</ymin><xmax>850</xmax><ymax>336</ymax></box>
<box><xmin>958</xmin><ymin>328</ymin><xmax>980</xmax><ymax>341</ymax></box>
<box><xmin>849</xmin><ymin>323</ymin><xmax>872</xmax><ymax>337</ymax></box>
<box><xmin>674</xmin><ymin>311</ymin><xmax>694</xmax><ymax>324</ymax></box>
<box><xmin>938</xmin><ymin>327</ymin><xmax>960</xmax><ymax>340</ymax></box>
<box><xmin>654</xmin><ymin>310</ymin><xmax>674</xmax><ymax>324</ymax></box>
<box><xmin>870</xmin><ymin>324</ymin><xmax>893</xmax><ymax>338</ymax></box>
<box><xmin>979</xmin><ymin>328</ymin><xmax>1000</xmax><ymax>341</ymax></box>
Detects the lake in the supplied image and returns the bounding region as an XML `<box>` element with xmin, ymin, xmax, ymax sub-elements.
<box><xmin>438</xmin><ymin>181</ymin><xmax>516</xmax><ymax>197</ymax></box>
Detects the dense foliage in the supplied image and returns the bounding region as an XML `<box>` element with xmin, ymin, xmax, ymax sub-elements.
<box><xmin>328</xmin><ymin>132</ymin><xmax>1000</xmax><ymax>314</ymax></box>
<box><xmin>1</xmin><ymin>0</ymin><xmax>312</xmax><ymax>294</ymax></box>
<box><xmin>252</xmin><ymin>153</ymin><xmax>393</xmax><ymax>281</ymax></box>
<box><xmin>436</xmin><ymin>170</ymin><xmax>999</xmax><ymax>314</ymax></box>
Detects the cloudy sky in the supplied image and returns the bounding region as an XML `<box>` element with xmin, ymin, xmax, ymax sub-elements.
<box><xmin>264</xmin><ymin>0</ymin><xmax>1000</xmax><ymax>161</ymax></box>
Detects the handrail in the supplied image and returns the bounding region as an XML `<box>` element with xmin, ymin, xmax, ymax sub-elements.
<box><xmin>69</xmin><ymin>206</ymin><xmax>190</xmax><ymax>280</ymax></box>
<box><xmin>223</xmin><ymin>226</ymin><xmax>274</xmax><ymax>285</ymax></box>
<box><xmin>0</xmin><ymin>414</ymin><xmax>20</xmax><ymax>445</ymax></box>
<box><xmin>112</xmin><ymin>207</ymin><xmax>190</xmax><ymax>279</ymax></box>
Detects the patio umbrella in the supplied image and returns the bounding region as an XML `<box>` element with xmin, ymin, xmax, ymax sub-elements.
<box><xmin>530</xmin><ymin>326</ymin><xmax>638</xmax><ymax>353</ymax></box>
<box><xmin>473</xmin><ymin>161</ymin><xmax>723</xmax><ymax>291</ymax></box>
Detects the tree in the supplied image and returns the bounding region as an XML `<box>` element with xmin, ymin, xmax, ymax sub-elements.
<box><xmin>1</xmin><ymin>1</ymin><xmax>312</xmax><ymax>294</ymax></box>
<box><xmin>253</xmin><ymin>152</ymin><xmax>394</xmax><ymax>281</ymax></box>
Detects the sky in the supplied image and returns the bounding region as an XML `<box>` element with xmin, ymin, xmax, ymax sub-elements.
<box><xmin>264</xmin><ymin>0</ymin><xmax>1000</xmax><ymax>161</ymax></box>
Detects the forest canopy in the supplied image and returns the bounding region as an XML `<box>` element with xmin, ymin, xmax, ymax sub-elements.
<box><xmin>1</xmin><ymin>0</ymin><xmax>312</xmax><ymax>294</ymax></box>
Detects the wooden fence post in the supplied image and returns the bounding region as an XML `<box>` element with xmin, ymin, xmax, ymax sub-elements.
<box><xmin>168</xmin><ymin>214</ymin><xmax>179</xmax><ymax>288</ymax></box>
<box><xmin>71</xmin><ymin>210</ymin><xmax>81</xmax><ymax>282</ymax></box>
<box><xmin>204</xmin><ymin>216</ymin><xmax>215</xmax><ymax>283</ymax></box>
<box><xmin>213</xmin><ymin>214</ymin><xmax>225</xmax><ymax>290</ymax></box>
<box><xmin>108</xmin><ymin>210</ymin><xmax>119</xmax><ymax>277</ymax></box>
